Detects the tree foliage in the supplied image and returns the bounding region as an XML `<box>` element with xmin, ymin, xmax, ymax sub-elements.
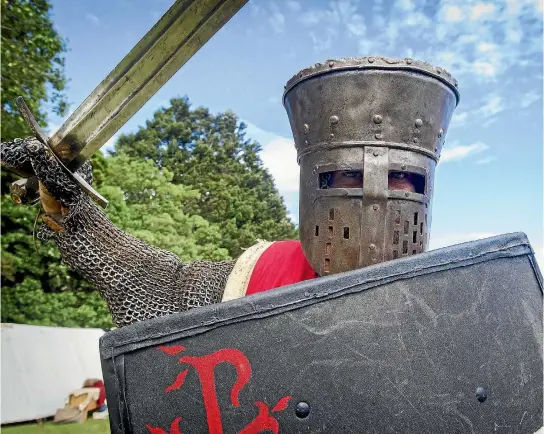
<box><xmin>116</xmin><ymin>97</ymin><xmax>297</xmax><ymax>257</ymax></box>
<box><xmin>1</xmin><ymin>0</ymin><xmax>68</xmax><ymax>141</ymax></box>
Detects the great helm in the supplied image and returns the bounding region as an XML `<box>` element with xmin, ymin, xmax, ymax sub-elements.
<box><xmin>283</xmin><ymin>56</ymin><xmax>459</xmax><ymax>276</ymax></box>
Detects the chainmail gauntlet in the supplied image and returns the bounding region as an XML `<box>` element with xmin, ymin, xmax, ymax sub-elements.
<box><xmin>2</xmin><ymin>137</ymin><xmax>235</xmax><ymax>328</ymax></box>
<box><xmin>40</xmin><ymin>199</ymin><xmax>235</xmax><ymax>327</ymax></box>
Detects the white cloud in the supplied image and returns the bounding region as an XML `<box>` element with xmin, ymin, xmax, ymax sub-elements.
<box><xmin>440</xmin><ymin>142</ymin><xmax>489</xmax><ymax>163</ymax></box>
<box><xmin>286</xmin><ymin>1</ymin><xmax>301</xmax><ymax>13</ymax></box>
<box><xmin>260</xmin><ymin>137</ymin><xmax>299</xmax><ymax>194</ymax></box>
<box><xmin>269</xmin><ymin>11</ymin><xmax>286</xmax><ymax>34</ymax></box>
<box><xmin>475</xmin><ymin>156</ymin><xmax>497</xmax><ymax>165</ymax></box>
<box><xmin>520</xmin><ymin>90</ymin><xmax>542</xmax><ymax>108</ymax></box>
<box><xmin>86</xmin><ymin>13</ymin><xmax>100</xmax><ymax>26</ymax></box>
<box><xmin>297</xmin><ymin>0</ymin><xmax>367</xmax><ymax>51</ymax></box>
<box><xmin>243</xmin><ymin>122</ymin><xmax>299</xmax><ymax>196</ymax></box>
<box><xmin>470</xmin><ymin>3</ymin><xmax>497</xmax><ymax>21</ymax></box>
<box><xmin>452</xmin><ymin>111</ymin><xmax>469</xmax><ymax>126</ymax></box>
<box><xmin>473</xmin><ymin>61</ymin><xmax>497</xmax><ymax>78</ymax></box>
<box><xmin>477</xmin><ymin>95</ymin><xmax>505</xmax><ymax>118</ymax></box>
<box><xmin>442</xmin><ymin>5</ymin><xmax>464</xmax><ymax>22</ymax></box>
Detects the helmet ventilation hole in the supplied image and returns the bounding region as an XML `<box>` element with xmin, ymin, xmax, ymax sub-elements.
<box><xmin>315</xmin><ymin>226</ymin><xmax>319</xmax><ymax>236</ymax></box>
<box><xmin>343</xmin><ymin>227</ymin><xmax>350</xmax><ymax>239</ymax></box>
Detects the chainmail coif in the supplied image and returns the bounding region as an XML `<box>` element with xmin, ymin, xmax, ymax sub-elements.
<box><xmin>1</xmin><ymin>137</ymin><xmax>235</xmax><ymax>328</ymax></box>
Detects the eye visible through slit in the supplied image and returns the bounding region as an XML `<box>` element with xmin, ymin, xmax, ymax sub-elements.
<box><xmin>319</xmin><ymin>170</ymin><xmax>363</xmax><ymax>189</ymax></box>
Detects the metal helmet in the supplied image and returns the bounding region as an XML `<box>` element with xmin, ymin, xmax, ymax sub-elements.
<box><xmin>283</xmin><ymin>56</ymin><xmax>460</xmax><ymax>276</ymax></box>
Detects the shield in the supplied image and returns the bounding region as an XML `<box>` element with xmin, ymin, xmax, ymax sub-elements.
<box><xmin>100</xmin><ymin>232</ymin><xmax>543</xmax><ymax>434</ymax></box>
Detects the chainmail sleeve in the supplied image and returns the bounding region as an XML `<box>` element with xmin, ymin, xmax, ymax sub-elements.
<box><xmin>40</xmin><ymin>197</ymin><xmax>235</xmax><ymax>328</ymax></box>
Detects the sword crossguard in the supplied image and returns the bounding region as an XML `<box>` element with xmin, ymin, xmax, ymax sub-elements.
<box><xmin>14</xmin><ymin>97</ymin><xmax>109</xmax><ymax>209</ymax></box>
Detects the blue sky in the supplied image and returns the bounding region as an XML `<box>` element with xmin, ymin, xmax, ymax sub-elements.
<box><xmin>47</xmin><ymin>0</ymin><xmax>543</xmax><ymax>264</ymax></box>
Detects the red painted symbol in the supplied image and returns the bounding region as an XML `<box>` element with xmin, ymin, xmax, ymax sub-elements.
<box><xmin>147</xmin><ymin>345</ymin><xmax>292</xmax><ymax>433</ymax></box>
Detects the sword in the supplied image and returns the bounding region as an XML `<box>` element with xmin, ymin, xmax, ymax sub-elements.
<box><xmin>7</xmin><ymin>0</ymin><xmax>248</xmax><ymax>208</ymax></box>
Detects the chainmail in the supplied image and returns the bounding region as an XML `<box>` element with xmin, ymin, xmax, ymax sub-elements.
<box><xmin>2</xmin><ymin>137</ymin><xmax>235</xmax><ymax>328</ymax></box>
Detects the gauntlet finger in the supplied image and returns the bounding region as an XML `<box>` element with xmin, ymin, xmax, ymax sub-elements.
<box><xmin>26</xmin><ymin>140</ymin><xmax>83</xmax><ymax>208</ymax></box>
<box><xmin>0</xmin><ymin>137</ymin><xmax>35</xmax><ymax>176</ymax></box>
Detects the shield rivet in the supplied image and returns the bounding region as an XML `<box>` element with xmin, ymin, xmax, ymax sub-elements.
<box><xmin>373</xmin><ymin>204</ymin><xmax>379</xmax><ymax>210</ymax></box>
<box><xmin>330</xmin><ymin>115</ymin><xmax>339</xmax><ymax>125</ymax></box>
<box><xmin>369</xmin><ymin>244</ymin><xmax>376</xmax><ymax>250</ymax></box>
<box><xmin>476</xmin><ymin>387</ymin><xmax>488</xmax><ymax>403</ymax></box>
<box><xmin>373</xmin><ymin>114</ymin><xmax>383</xmax><ymax>124</ymax></box>
<box><xmin>415</xmin><ymin>119</ymin><xmax>423</xmax><ymax>128</ymax></box>
<box><xmin>295</xmin><ymin>402</ymin><xmax>311</xmax><ymax>418</ymax></box>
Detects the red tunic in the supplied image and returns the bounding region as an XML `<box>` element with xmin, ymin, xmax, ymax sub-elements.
<box><xmin>245</xmin><ymin>240</ymin><xmax>318</xmax><ymax>295</ymax></box>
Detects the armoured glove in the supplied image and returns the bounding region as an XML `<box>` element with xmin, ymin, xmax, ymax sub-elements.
<box><xmin>1</xmin><ymin>137</ymin><xmax>234</xmax><ymax>327</ymax></box>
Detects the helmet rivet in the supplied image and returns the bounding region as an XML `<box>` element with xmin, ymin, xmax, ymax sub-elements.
<box><xmin>401</xmin><ymin>165</ymin><xmax>406</xmax><ymax>170</ymax></box>
<box><xmin>329</xmin><ymin>133</ymin><xmax>335</xmax><ymax>139</ymax></box>
<box><xmin>415</xmin><ymin>119</ymin><xmax>423</xmax><ymax>128</ymax></box>
<box><xmin>374</xmin><ymin>133</ymin><xmax>383</xmax><ymax>140</ymax></box>
<box><xmin>368</xmin><ymin>57</ymin><xmax>375</xmax><ymax>63</ymax></box>
<box><xmin>304</xmin><ymin>140</ymin><xmax>309</xmax><ymax>145</ymax></box>
<box><xmin>438</xmin><ymin>129</ymin><xmax>443</xmax><ymax>138</ymax></box>
<box><xmin>406</xmin><ymin>58</ymin><xmax>413</xmax><ymax>64</ymax></box>
<box><xmin>434</xmin><ymin>147</ymin><xmax>438</xmax><ymax>152</ymax></box>
<box><xmin>369</xmin><ymin>244</ymin><xmax>376</xmax><ymax>250</ymax></box>
<box><xmin>303</xmin><ymin>124</ymin><xmax>310</xmax><ymax>134</ymax></box>
<box><xmin>373</xmin><ymin>114</ymin><xmax>383</xmax><ymax>124</ymax></box>
<box><xmin>405</xmin><ymin>192</ymin><xmax>410</xmax><ymax>197</ymax></box>
<box><xmin>435</xmin><ymin>67</ymin><xmax>442</xmax><ymax>74</ymax></box>
<box><xmin>329</xmin><ymin>115</ymin><xmax>339</xmax><ymax>125</ymax></box>
<box><xmin>372</xmin><ymin>204</ymin><xmax>379</xmax><ymax>210</ymax></box>
<box><xmin>373</xmin><ymin>150</ymin><xmax>380</xmax><ymax>156</ymax></box>
<box><xmin>328</xmin><ymin>61</ymin><xmax>334</xmax><ymax>67</ymax></box>
<box><xmin>413</xmin><ymin>138</ymin><xmax>419</xmax><ymax>143</ymax></box>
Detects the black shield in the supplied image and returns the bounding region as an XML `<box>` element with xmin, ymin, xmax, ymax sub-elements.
<box><xmin>100</xmin><ymin>232</ymin><xmax>543</xmax><ymax>434</ymax></box>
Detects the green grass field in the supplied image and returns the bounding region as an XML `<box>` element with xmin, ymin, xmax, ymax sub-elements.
<box><xmin>1</xmin><ymin>420</ymin><xmax>110</xmax><ymax>434</ymax></box>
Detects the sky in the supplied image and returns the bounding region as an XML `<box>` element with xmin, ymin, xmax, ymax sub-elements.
<box><xmin>47</xmin><ymin>0</ymin><xmax>543</xmax><ymax>265</ymax></box>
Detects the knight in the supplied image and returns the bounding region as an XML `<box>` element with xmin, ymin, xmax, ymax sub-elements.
<box><xmin>0</xmin><ymin>56</ymin><xmax>459</xmax><ymax>328</ymax></box>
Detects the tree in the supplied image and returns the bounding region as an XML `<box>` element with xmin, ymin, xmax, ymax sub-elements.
<box><xmin>1</xmin><ymin>0</ymin><xmax>68</xmax><ymax>141</ymax></box>
<box><xmin>1</xmin><ymin>152</ymin><xmax>231</xmax><ymax>327</ymax></box>
<box><xmin>115</xmin><ymin>97</ymin><xmax>298</xmax><ymax>257</ymax></box>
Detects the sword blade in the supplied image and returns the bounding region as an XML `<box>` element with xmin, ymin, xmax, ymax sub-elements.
<box><xmin>49</xmin><ymin>0</ymin><xmax>248</xmax><ymax>170</ymax></box>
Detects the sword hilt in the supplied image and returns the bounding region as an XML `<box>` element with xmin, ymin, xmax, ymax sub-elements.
<box><xmin>12</xmin><ymin>97</ymin><xmax>108</xmax><ymax>208</ymax></box>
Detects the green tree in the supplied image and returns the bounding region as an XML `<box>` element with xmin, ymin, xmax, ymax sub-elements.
<box><xmin>116</xmin><ymin>97</ymin><xmax>298</xmax><ymax>257</ymax></box>
<box><xmin>1</xmin><ymin>152</ymin><xmax>230</xmax><ymax>327</ymax></box>
<box><xmin>1</xmin><ymin>0</ymin><xmax>68</xmax><ymax>141</ymax></box>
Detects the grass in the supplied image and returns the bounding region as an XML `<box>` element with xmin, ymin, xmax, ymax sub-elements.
<box><xmin>1</xmin><ymin>420</ymin><xmax>110</xmax><ymax>434</ymax></box>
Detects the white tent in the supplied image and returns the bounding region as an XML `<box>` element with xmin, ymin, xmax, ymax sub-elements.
<box><xmin>1</xmin><ymin>323</ymin><xmax>105</xmax><ymax>424</ymax></box>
